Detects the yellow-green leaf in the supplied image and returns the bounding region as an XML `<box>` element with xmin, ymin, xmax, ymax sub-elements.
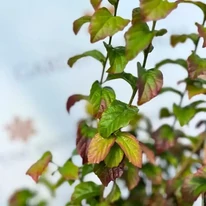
<box><xmin>115</xmin><ymin>132</ymin><xmax>142</xmax><ymax>168</ymax></box>
<box><xmin>89</xmin><ymin>7</ymin><xmax>130</xmax><ymax>43</ymax></box>
<box><xmin>88</xmin><ymin>133</ymin><xmax>115</xmax><ymax>164</ymax></box>
<box><xmin>125</xmin><ymin>23</ymin><xmax>155</xmax><ymax>60</ymax></box>
<box><xmin>73</xmin><ymin>16</ymin><xmax>91</xmax><ymax>35</ymax></box>
<box><xmin>140</xmin><ymin>0</ymin><xmax>178</xmax><ymax>21</ymax></box>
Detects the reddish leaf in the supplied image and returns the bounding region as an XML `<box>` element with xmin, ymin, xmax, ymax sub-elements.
<box><xmin>196</xmin><ymin>22</ymin><xmax>206</xmax><ymax>48</ymax></box>
<box><xmin>76</xmin><ymin>121</ymin><xmax>97</xmax><ymax>164</ymax></box>
<box><xmin>88</xmin><ymin>133</ymin><xmax>115</xmax><ymax>164</ymax></box>
<box><xmin>66</xmin><ymin>94</ymin><xmax>88</xmax><ymax>113</ymax></box>
<box><xmin>139</xmin><ymin>142</ymin><xmax>155</xmax><ymax>164</ymax></box>
<box><xmin>26</xmin><ymin>151</ymin><xmax>52</xmax><ymax>183</ymax></box>
<box><xmin>187</xmin><ymin>53</ymin><xmax>206</xmax><ymax>79</ymax></box>
<box><xmin>115</xmin><ymin>132</ymin><xmax>142</xmax><ymax>168</ymax></box>
<box><xmin>94</xmin><ymin>161</ymin><xmax>124</xmax><ymax>186</ymax></box>
<box><xmin>73</xmin><ymin>16</ymin><xmax>91</xmax><ymax>35</ymax></box>
<box><xmin>138</xmin><ymin>66</ymin><xmax>163</xmax><ymax>105</ymax></box>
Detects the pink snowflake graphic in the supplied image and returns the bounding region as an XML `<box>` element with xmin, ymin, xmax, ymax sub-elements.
<box><xmin>5</xmin><ymin>117</ymin><xmax>36</xmax><ymax>141</ymax></box>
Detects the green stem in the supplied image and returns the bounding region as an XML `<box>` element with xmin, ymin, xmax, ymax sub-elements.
<box><xmin>128</xmin><ymin>21</ymin><xmax>156</xmax><ymax>105</ymax></box>
<box><xmin>100</xmin><ymin>0</ymin><xmax>119</xmax><ymax>84</ymax></box>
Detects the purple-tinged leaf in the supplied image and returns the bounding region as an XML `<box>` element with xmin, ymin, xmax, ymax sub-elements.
<box><xmin>139</xmin><ymin>142</ymin><xmax>155</xmax><ymax>164</ymax></box>
<box><xmin>89</xmin><ymin>7</ymin><xmax>130</xmax><ymax>43</ymax></box>
<box><xmin>66</xmin><ymin>94</ymin><xmax>88</xmax><ymax>113</ymax></box>
<box><xmin>187</xmin><ymin>53</ymin><xmax>206</xmax><ymax>79</ymax></box>
<box><xmin>73</xmin><ymin>16</ymin><xmax>91</xmax><ymax>35</ymax></box>
<box><xmin>26</xmin><ymin>151</ymin><xmax>52</xmax><ymax>183</ymax></box>
<box><xmin>94</xmin><ymin>161</ymin><xmax>124</xmax><ymax>186</ymax></box>
<box><xmin>76</xmin><ymin>121</ymin><xmax>97</xmax><ymax>164</ymax></box>
<box><xmin>88</xmin><ymin>133</ymin><xmax>115</xmax><ymax>164</ymax></box>
<box><xmin>196</xmin><ymin>23</ymin><xmax>206</xmax><ymax>48</ymax></box>
<box><xmin>140</xmin><ymin>0</ymin><xmax>178</xmax><ymax>21</ymax></box>
<box><xmin>138</xmin><ymin>67</ymin><xmax>163</xmax><ymax>105</ymax></box>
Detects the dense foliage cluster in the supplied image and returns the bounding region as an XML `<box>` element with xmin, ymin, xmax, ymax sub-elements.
<box><xmin>9</xmin><ymin>0</ymin><xmax>206</xmax><ymax>205</ymax></box>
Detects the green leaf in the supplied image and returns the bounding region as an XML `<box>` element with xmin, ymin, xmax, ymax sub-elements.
<box><xmin>89</xmin><ymin>81</ymin><xmax>116</xmax><ymax>118</ymax></box>
<box><xmin>173</xmin><ymin>104</ymin><xmax>196</xmax><ymax>126</ymax></box>
<box><xmin>90</xmin><ymin>0</ymin><xmax>102</xmax><ymax>10</ymax></box>
<box><xmin>68</xmin><ymin>50</ymin><xmax>105</xmax><ymax>67</ymax></box>
<box><xmin>187</xmin><ymin>53</ymin><xmax>206</xmax><ymax>79</ymax></box>
<box><xmin>9</xmin><ymin>189</ymin><xmax>35</xmax><ymax>206</ymax></box>
<box><xmin>106</xmin><ymin>183</ymin><xmax>121</xmax><ymax>203</ymax></box>
<box><xmin>104</xmin><ymin>42</ymin><xmax>128</xmax><ymax>73</ymax></box>
<box><xmin>125</xmin><ymin>23</ymin><xmax>155</xmax><ymax>60</ymax></box>
<box><xmin>196</xmin><ymin>23</ymin><xmax>206</xmax><ymax>48</ymax></box>
<box><xmin>138</xmin><ymin>67</ymin><xmax>163</xmax><ymax>105</ymax></box>
<box><xmin>104</xmin><ymin>143</ymin><xmax>124</xmax><ymax>167</ymax></box>
<box><xmin>81</xmin><ymin>164</ymin><xmax>94</xmax><ymax>177</ymax></box>
<box><xmin>98</xmin><ymin>100</ymin><xmax>139</xmax><ymax>138</ymax></box>
<box><xmin>26</xmin><ymin>151</ymin><xmax>52</xmax><ymax>183</ymax></box>
<box><xmin>89</xmin><ymin>7</ymin><xmax>130</xmax><ymax>43</ymax></box>
<box><xmin>116</xmin><ymin>132</ymin><xmax>142</xmax><ymax>168</ymax></box>
<box><xmin>125</xmin><ymin>162</ymin><xmax>139</xmax><ymax>190</ymax></box>
<box><xmin>106</xmin><ymin>72</ymin><xmax>138</xmax><ymax>92</ymax></box>
<box><xmin>71</xmin><ymin>182</ymin><xmax>101</xmax><ymax>203</ymax></box>
<box><xmin>108</xmin><ymin>0</ymin><xmax>118</xmax><ymax>6</ymax></box>
<box><xmin>94</xmin><ymin>161</ymin><xmax>124</xmax><ymax>186</ymax></box>
<box><xmin>58</xmin><ymin>160</ymin><xmax>78</xmax><ymax>180</ymax></box>
<box><xmin>160</xmin><ymin>87</ymin><xmax>183</xmax><ymax>97</ymax></box>
<box><xmin>155</xmin><ymin>58</ymin><xmax>187</xmax><ymax>70</ymax></box>
<box><xmin>73</xmin><ymin>16</ymin><xmax>91</xmax><ymax>35</ymax></box>
<box><xmin>66</xmin><ymin>94</ymin><xmax>88</xmax><ymax>113</ymax></box>
<box><xmin>140</xmin><ymin>0</ymin><xmax>178</xmax><ymax>21</ymax></box>
<box><xmin>132</xmin><ymin>7</ymin><xmax>143</xmax><ymax>25</ymax></box>
<box><xmin>155</xmin><ymin>29</ymin><xmax>167</xmax><ymax>37</ymax></box>
<box><xmin>159</xmin><ymin>107</ymin><xmax>173</xmax><ymax>119</ymax></box>
<box><xmin>170</xmin><ymin>33</ymin><xmax>199</xmax><ymax>47</ymax></box>
<box><xmin>88</xmin><ymin>133</ymin><xmax>115</xmax><ymax>164</ymax></box>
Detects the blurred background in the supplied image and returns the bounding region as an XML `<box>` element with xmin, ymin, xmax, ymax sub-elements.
<box><xmin>0</xmin><ymin>0</ymin><xmax>205</xmax><ymax>205</ymax></box>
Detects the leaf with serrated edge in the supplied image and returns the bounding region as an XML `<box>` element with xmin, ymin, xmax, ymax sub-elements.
<box><xmin>104</xmin><ymin>143</ymin><xmax>124</xmax><ymax>168</ymax></box>
<box><xmin>71</xmin><ymin>181</ymin><xmax>100</xmax><ymax>204</ymax></box>
<box><xmin>98</xmin><ymin>100</ymin><xmax>139</xmax><ymax>138</ymax></box>
<box><xmin>140</xmin><ymin>0</ymin><xmax>178</xmax><ymax>21</ymax></box>
<box><xmin>66</xmin><ymin>95</ymin><xmax>88</xmax><ymax>113</ymax></box>
<box><xmin>116</xmin><ymin>132</ymin><xmax>142</xmax><ymax>168</ymax></box>
<box><xmin>89</xmin><ymin>7</ymin><xmax>129</xmax><ymax>43</ymax></box>
<box><xmin>26</xmin><ymin>151</ymin><xmax>52</xmax><ymax>183</ymax></box>
<box><xmin>125</xmin><ymin>23</ymin><xmax>155</xmax><ymax>60</ymax></box>
<box><xmin>73</xmin><ymin>16</ymin><xmax>91</xmax><ymax>35</ymax></box>
<box><xmin>138</xmin><ymin>68</ymin><xmax>163</xmax><ymax>105</ymax></box>
<box><xmin>68</xmin><ymin>50</ymin><xmax>105</xmax><ymax>67</ymax></box>
<box><xmin>58</xmin><ymin>160</ymin><xmax>78</xmax><ymax>180</ymax></box>
<box><xmin>88</xmin><ymin>133</ymin><xmax>115</xmax><ymax>164</ymax></box>
<box><xmin>94</xmin><ymin>161</ymin><xmax>124</xmax><ymax>186</ymax></box>
<box><xmin>187</xmin><ymin>53</ymin><xmax>206</xmax><ymax>79</ymax></box>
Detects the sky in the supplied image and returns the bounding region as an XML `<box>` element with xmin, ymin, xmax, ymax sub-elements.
<box><xmin>0</xmin><ymin>0</ymin><xmax>205</xmax><ymax>205</ymax></box>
